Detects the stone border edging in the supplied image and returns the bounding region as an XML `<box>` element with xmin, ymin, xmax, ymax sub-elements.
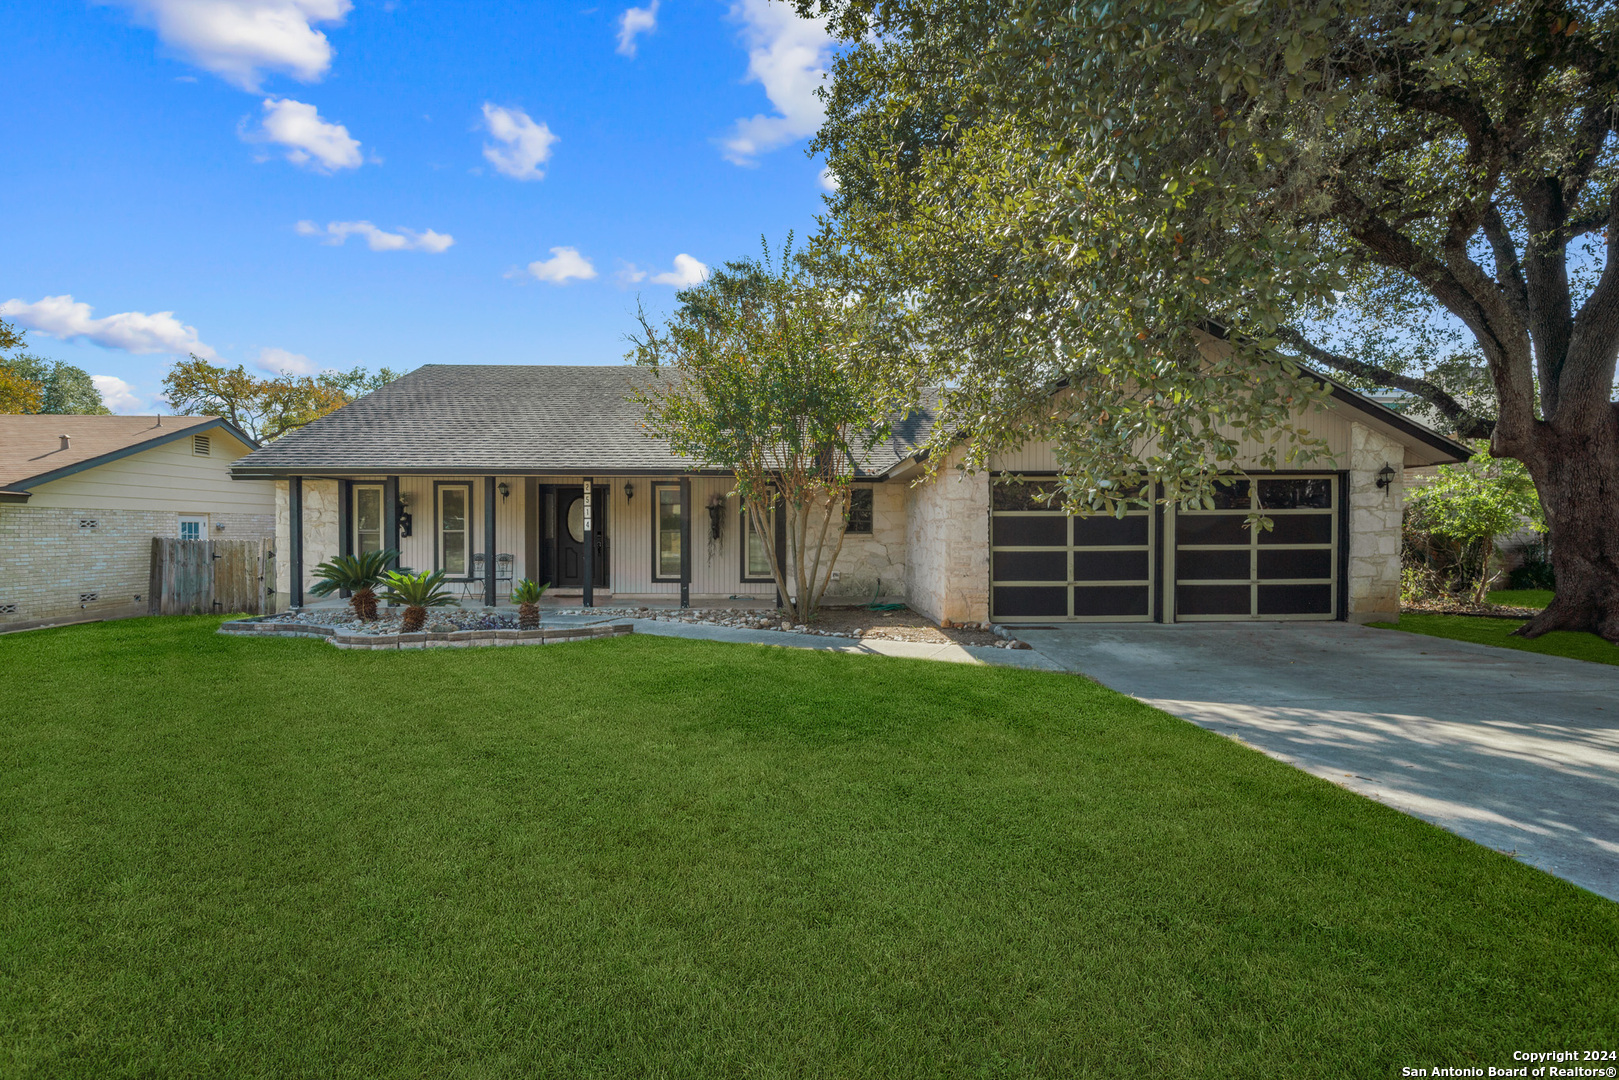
<box><xmin>218</xmin><ymin>615</ymin><xmax>634</xmax><ymax>650</ymax></box>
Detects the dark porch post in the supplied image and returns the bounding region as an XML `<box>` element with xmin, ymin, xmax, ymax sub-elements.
<box><xmin>774</xmin><ymin>490</ymin><xmax>787</xmax><ymax>611</ymax></box>
<box><xmin>679</xmin><ymin>477</ymin><xmax>691</xmax><ymax>608</ymax></box>
<box><xmin>485</xmin><ymin>475</ymin><xmax>498</xmax><ymax>607</ymax></box>
<box><xmin>336</xmin><ymin>479</ymin><xmax>353</xmax><ymax>599</ymax></box>
<box><xmin>288</xmin><ymin>476</ymin><xmax>304</xmax><ymax>608</ymax></box>
<box><xmin>582</xmin><ymin>477</ymin><xmax>594</xmax><ymax>608</ymax></box>
<box><xmin>383</xmin><ymin>475</ymin><xmax>400</xmax><ymax>570</ymax></box>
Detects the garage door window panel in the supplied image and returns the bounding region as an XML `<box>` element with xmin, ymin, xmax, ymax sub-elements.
<box><xmin>993</xmin><ymin>550</ymin><xmax>1067</xmax><ymax>581</ymax></box>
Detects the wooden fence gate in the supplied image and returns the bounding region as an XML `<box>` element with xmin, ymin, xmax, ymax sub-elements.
<box><xmin>149</xmin><ymin>538</ymin><xmax>274</xmax><ymax>616</ymax></box>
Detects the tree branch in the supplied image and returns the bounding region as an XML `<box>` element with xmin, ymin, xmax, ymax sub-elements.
<box><xmin>1275</xmin><ymin>326</ymin><xmax>1495</xmax><ymax>439</ymax></box>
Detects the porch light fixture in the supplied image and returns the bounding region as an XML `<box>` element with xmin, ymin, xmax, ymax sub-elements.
<box><xmin>498</xmin><ymin>481</ymin><xmax>510</xmax><ymax>502</ymax></box>
<box><xmin>624</xmin><ymin>481</ymin><xmax>634</xmax><ymax>501</ymax></box>
<box><xmin>1376</xmin><ymin>463</ymin><xmax>1396</xmax><ymax>490</ymax></box>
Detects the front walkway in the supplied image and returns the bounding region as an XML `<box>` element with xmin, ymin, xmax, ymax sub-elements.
<box><xmin>1016</xmin><ymin>622</ymin><xmax>1619</xmax><ymax>902</ymax></box>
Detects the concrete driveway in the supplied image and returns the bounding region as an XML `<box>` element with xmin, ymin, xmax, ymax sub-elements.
<box><xmin>1017</xmin><ymin>622</ymin><xmax>1619</xmax><ymax>902</ymax></box>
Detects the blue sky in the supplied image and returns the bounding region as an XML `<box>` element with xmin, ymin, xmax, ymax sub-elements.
<box><xmin>0</xmin><ymin>0</ymin><xmax>837</xmax><ymax>412</ymax></box>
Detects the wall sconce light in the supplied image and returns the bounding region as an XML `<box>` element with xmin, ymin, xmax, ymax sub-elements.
<box><xmin>1376</xmin><ymin>463</ymin><xmax>1397</xmax><ymax>490</ymax></box>
<box><xmin>498</xmin><ymin>481</ymin><xmax>510</xmax><ymax>502</ymax></box>
<box><xmin>624</xmin><ymin>481</ymin><xmax>634</xmax><ymax>502</ymax></box>
<box><xmin>397</xmin><ymin>502</ymin><xmax>413</xmax><ymax>538</ymax></box>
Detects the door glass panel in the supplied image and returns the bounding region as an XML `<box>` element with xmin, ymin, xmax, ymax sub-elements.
<box><xmin>355</xmin><ymin>486</ymin><xmax>383</xmax><ymax>554</ymax></box>
<box><xmin>657</xmin><ymin>487</ymin><xmax>682</xmax><ymax>578</ymax></box>
<box><xmin>441</xmin><ymin>487</ymin><xmax>468</xmax><ymax>575</ymax></box>
<box><xmin>1205</xmin><ymin>480</ymin><xmax>1251</xmax><ymax>510</ymax></box>
<box><xmin>1073</xmin><ymin>586</ymin><xmax>1149</xmax><ymax>617</ymax></box>
<box><xmin>992</xmin><ymin>550</ymin><xmax>1067</xmax><ymax>582</ymax></box>
<box><xmin>1176</xmin><ymin>514</ymin><xmax>1250</xmax><ymax>545</ymax></box>
<box><xmin>566</xmin><ymin>497</ymin><xmax>585</xmax><ymax>543</ymax></box>
<box><xmin>1260</xmin><ymin>515</ymin><xmax>1334</xmax><ymax>545</ymax></box>
<box><xmin>992</xmin><ymin>586</ymin><xmax>1067</xmax><ymax>617</ymax></box>
<box><xmin>991</xmin><ymin>481</ymin><xmax>1060</xmax><ymax>512</ymax></box>
<box><xmin>1176</xmin><ymin>584</ymin><xmax>1251</xmax><ymax>615</ymax></box>
<box><xmin>992</xmin><ymin>516</ymin><xmax>1067</xmax><ymax>547</ymax></box>
<box><xmin>1257</xmin><ymin>548</ymin><xmax>1333</xmax><ymax>580</ymax></box>
<box><xmin>1177</xmin><ymin>548</ymin><xmax>1250</xmax><ymax>581</ymax></box>
<box><xmin>1072</xmin><ymin>549</ymin><xmax>1149</xmax><ymax>581</ymax></box>
<box><xmin>1258</xmin><ymin>584</ymin><xmax>1333</xmax><ymax>615</ymax></box>
<box><xmin>1258</xmin><ymin>478</ymin><xmax>1334</xmax><ymax>510</ymax></box>
<box><xmin>1071</xmin><ymin>515</ymin><xmax>1149</xmax><ymax>546</ymax></box>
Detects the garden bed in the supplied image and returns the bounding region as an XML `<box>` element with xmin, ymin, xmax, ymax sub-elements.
<box><xmin>550</xmin><ymin>605</ymin><xmax>1017</xmax><ymax>647</ymax></box>
<box><xmin>219</xmin><ymin>612</ymin><xmax>632</xmax><ymax>650</ymax></box>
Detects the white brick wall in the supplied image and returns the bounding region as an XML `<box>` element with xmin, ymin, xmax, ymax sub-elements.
<box><xmin>0</xmin><ymin>506</ymin><xmax>273</xmax><ymax>627</ymax></box>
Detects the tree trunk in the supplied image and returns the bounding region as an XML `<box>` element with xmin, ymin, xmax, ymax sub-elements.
<box><xmin>1514</xmin><ymin>415</ymin><xmax>1619</xmax><ymax>642</ymax></box>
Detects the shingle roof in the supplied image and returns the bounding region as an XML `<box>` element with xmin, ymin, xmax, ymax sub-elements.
<box><xmin>0</xmin><ymin>414</ymin><xmax>224</xmax><ymax>493</ymax></box>
<box><xmin>229</xmin><ymin>364</ymin><xmax>936</xmax><ymax>477</ymax></box>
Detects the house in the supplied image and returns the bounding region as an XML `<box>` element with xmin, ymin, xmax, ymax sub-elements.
<box><xmin>1</xmin><ymin>415</ymin><xmax>273</xmax><ymax>630</ymax></box>
<box><xmin>229</xmin><ymin>364</ymin><xmax>1471</xmax><ymax>625</ymax></box>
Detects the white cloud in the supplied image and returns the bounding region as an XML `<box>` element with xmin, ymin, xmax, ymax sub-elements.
<box><xmin>650</xmin><ymin>253</ymin><xmax>709</xmax><ymax>287</ymax></box>
<box><xmin>255</xmin><ymin>346</ymin><xmax>319</xmax><ymax>374</ymax></box>
<box><xmin>118</xmin><ymin>0</ymin><xmax>351</xmax><ymax>91</ymax></box>
<box><xmin>244</xmin><ymin>97</ymin><xmax>362</xmax><ymax>171</ymax></box>
<box><xmin>616</xmin><ymin>0</ymin><xmax>658</xmax><ymax>57</ymax></box>
<box><xmin>819</xmin><ymin>165</ymin><xmax>839</xmax><ymax>191</ymax></box>
<box><xmin>480</xmin><ymin>104</ymin><xmax>557</xmax><ymax>181</ymax></box>
<box><xmin>614</xmin><ymin>261</ymin><xmax>649</xmax><ymax>286</ymax></box>
<box><xmin>0</xmin><ymin>295</ymin><xmax>219</xmax><ymax>359</ymax></box>
<box><xmin>91</xmin><ymin>375</ymin><xmax>149</xmax><ymax>414</ymax></box>
<box><xmin>525</xmin><ymin>247</ymin><xmax>597</xmax><ymax>285</ymax></box>
<box><xmin>720</xmin><ymin>0</ymin><xmax>834</xmax><ymax>165</ymax></box>
<box><xmin>295</xmin><ymin>219</ymin><xmax>453</xmax><ymax>252</ymax></box>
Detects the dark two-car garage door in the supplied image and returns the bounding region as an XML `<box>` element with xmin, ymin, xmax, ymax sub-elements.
<box><xmin>991</xmin><ymin>474</ymin><xmax>1342</xmax><ymax>623</ymax></box>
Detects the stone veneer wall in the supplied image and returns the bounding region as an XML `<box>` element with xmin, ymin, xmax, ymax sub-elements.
<box><xmin>823</xmin><ymin>483</ymin><xmax>908</xmax><ymax>601</ymax></box>
<box><xmin>1346</xmin><ymin>422</ymin><xmax>1405</xmax><ymax>624</ymax></box>
<box><xmin>0</xmin><ymin>507</ymin><xmax>272</xmax><ymax>628</ymax></box>
<box><xmin>904</xmin><ymin>449</ymin><xmax>991</xmax><ymax>624</ymax></box>
<box><xmin>273</xmin><ymin>478</ymin><xmax>342</xmax><ymax>612</ymax></box>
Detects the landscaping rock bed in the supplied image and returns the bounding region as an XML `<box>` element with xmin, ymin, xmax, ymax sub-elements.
<box><xmin>550</xmin><ymin>605</ymin><xmax>1027</xmax><ymax>648</ymax></box>
<box><xmin>219</xmin><ymin>612</ymin><xmax>632</xmax><ymax>650</ymax></box>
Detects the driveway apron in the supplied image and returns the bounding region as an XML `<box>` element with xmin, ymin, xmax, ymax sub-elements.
<box><xmin>1017</xmin><ymin>622</ymin><xmax>1619</xmax><ymax>902</ymax></box>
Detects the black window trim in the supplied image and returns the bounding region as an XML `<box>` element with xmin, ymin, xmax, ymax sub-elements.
<box><xmin>433</xmin><ymin>479</ymin><xmax>475</xmax><ymax>581</ymax></box>
<box><xmin>650</xmin><ymin>481</ymin><xmax>684</xmax><ymax>583</ymax></box>
<box><xmin>740</xmin><ymin>489</ymin><xmax>778</xmax><ymax>583</ymax></box>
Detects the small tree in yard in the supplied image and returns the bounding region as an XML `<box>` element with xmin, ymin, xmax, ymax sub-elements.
<box><xmin>1409</xmin><ymin>451</ymin><xmax>1545</xmax><ymax>606</ymax></box>
<box><xmin>627</xmin><ymin>243</ymin><xmax>888</xmax><ymax>623</ymax></box>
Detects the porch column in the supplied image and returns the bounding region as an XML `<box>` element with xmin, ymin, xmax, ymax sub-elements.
<box><xmin>383</xmin><ymin>475</ymin><xmax>400</xmax><ymax>570</ymax></box>
<box><xmin>336</xmin><ymin>479</ymin><xmax>353</xmax><ymax>599</ymax></box>
<box><xmin>485</xmin><ymin>475</ymin><xmax>498</xmax><ymax>607</ymax></box>
<box><xmin>582</xmin><ymin>477</ymin><xmax>594</xmax><ymax>608</ymax></box>
<box><xmin>679</xmin><ymin>477</ymin><xmax>691</xmax><ymax>608</ymax></box>
<box><xmin>289</xmin><ymin>475</ymin><xmax>304</xmax><ymax>608</ymax></box>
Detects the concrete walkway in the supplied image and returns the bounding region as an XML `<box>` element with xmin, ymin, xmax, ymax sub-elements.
<box><xmin>545</xmin><ymin>612</ymin><xmax>1064</xmax><ymax>671</ymax></box>
<box><xmin>1016</xmin><ymin>622</ymin><xmax>1619</xmax><ymax>902</ymax></box>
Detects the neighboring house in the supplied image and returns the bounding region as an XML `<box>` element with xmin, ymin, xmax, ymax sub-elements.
<box><xmin>1</xmin><ymin>415</ymin><xmax>273</xmax><ymax>630</ymax></box>
<box><xmin>232</xmin><ymin>364</ymin><xmax>1470</xmax><ymax>626</ymax></box>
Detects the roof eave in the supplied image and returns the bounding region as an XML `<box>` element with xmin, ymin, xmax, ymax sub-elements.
<box><xmin>7</xmin><ymin>416</ymin><xmax>260</xmax><ymax>493</ymax></box>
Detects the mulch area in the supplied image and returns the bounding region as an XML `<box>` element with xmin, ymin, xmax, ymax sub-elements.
<box><xmin>1401</xmin><ymin>598</ymin><xmax>1541</xmax><ymax>619</ymax></box>
<box><xmin>807</xmin><ymin>607</ymin><xmax>1004</xmax><ymax>647</ymax></box>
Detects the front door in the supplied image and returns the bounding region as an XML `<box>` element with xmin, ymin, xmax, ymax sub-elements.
<box><xmin>554</xmin><ymin>486</ymin><xmax>608</xmax><ymax>589</ymax></box>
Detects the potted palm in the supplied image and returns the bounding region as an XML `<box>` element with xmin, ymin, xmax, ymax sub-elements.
<box><xmin>308</xmin><ymin>549</ymin><xmax>398</xmax><ymax>620</ymax></box>
<box><xmin>510</xmin><ymin>578</ymin><xmax>549</xmax><ymax>629</ymax></box>
<box><xmin>378</xmin><ymin>569</ymin><xmax>456</xmax><ymax>632</ymax></box>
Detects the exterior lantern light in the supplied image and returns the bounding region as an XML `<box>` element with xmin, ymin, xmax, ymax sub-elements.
<box><xmin>1376</xmin><ymin>463</ymin><xmax>1397</xmax><ymax>490</ymax></box>
<box><xmin>497</xmin><ymin>481</ymin><xmax>510</xmax><ymax>502</ymax></box>
<box><xmin>624</xmin><ymin>481</ymin><xmax>634</xmax><ymax>502</ymax></box>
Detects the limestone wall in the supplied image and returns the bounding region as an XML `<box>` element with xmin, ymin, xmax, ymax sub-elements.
<box><xmin>273</xmin><ymin>478</ymin><xmax>341</xmax><ymax>611</ymax></box>
<box><xmin>904</xmin><ymin>450</ymin><xmax>990</xmax><ymax>624</ymax></box>
<box><xmin>1347</xmin><ymin>422</ymin><xmax>1405</xmax><ymax>623</ymax></box>
<box><xmin>824</xmin><ymin>483</ymin><xmax>908</xmax><ymax>601</ymax></box>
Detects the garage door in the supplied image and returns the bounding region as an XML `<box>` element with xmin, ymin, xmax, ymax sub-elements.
<box><xmin>990</xmin><ymin>479</ymin><xmax>1156</xmax><ymax>622</ymax></box>
<box><xmin>1170</xmin><ymin>475</ymin><xmax>1339</xmax><ymax>620</ymax></box>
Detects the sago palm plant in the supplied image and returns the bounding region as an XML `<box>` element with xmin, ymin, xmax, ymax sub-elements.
<box><xmin>308</xmin><ymin>548</ymin><xmax>398</xmax><ymax>621</ymax></box>
<box><xmin>510</xmin><ymin>578</ymin><xmax>549</xmax><ymax>629</ymax></box>
<box><xmin>378</xmin><ymin>569</ymin><xmax>456</xmax><ymax>632</ymax></box>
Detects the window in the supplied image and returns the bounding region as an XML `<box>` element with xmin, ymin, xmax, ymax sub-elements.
<box><xmin>178</xmin><ymin>515</ymin><xmax>207</xmax><ymax>541</ymax></box>
<box><xmin>846</xmin><ymin>487</ymin><xmax>873</xmax><ymax>534</ymax></box>
<box><xmin>652</xmin><ymin>484</ymin><xmax>683</xmax><ymax>581</ymax></box>
<box><xmin>353</xmin><ymin>485</ymin><xmax>385</xmax><ymax>555</ymax></box>
<box><xmin>191</xmin><ymin>434</ymin><xmax>211</xmax><ymax>456</ymax></box>
<box><xmin>742</xmin><ymin>497</ymin><xmax>776</xmax><ymax>581</ymax></box>
<box><xmin>437</xmin><ymin>483</ymin><xmax>472</xmax><ymax>577</ymax></box>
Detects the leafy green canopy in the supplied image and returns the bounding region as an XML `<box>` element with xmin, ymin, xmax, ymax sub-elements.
<box><xmin>0</xmin><ymin>318</ymin><xmax>109</xmax><ymax>414</ymax></box>
<box><xmin>163</xmin><ymin>355</ymin><xmax>405</xmax><ymax>442</ymax></box>
<box><xmin>805</xmin><ymin>0</ymin><xmax>1617</xmax><ymax>511</ymax></box>
<box><xmin>1409</xmin><ymin>448</ymin><xmax>1544</xmax><ymax>601</ymax></box>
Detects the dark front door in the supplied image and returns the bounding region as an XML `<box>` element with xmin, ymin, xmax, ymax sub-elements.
<box><xmin>554</xmin><ymin>486</ymin><xmax>608</xmax><ymax>589</ymax></box>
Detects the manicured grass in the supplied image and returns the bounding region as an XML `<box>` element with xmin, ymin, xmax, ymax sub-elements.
<box><xmin>1486</xmin><ymin>588</ymin><xmax>1554</xmax><ymax>608</ymax></box>
<box><xmin>2</xmin><ymin>618</ymin><xmax>1615</xmax><ymax>1078</ymax></box>
<box><xmin>1372</xmin><ymin>612</ymin><xmax>1619</xmax><ymax>666</ymax></box>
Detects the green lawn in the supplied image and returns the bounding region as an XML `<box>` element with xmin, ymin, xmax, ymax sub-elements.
<box><xmin>1486</xmin><ymin>588</ymin><xmax>1554</xmax><ymax>608</ymax></box>
<box><xmin>3</xmin><ymin>618</ymin><xmax>1615</xmax><ymax>1078</ymax></box>
<box><xmin>1373</xmin><ymin>613</ymin><xmax>1619</xmax><ymax>666</ymax></box>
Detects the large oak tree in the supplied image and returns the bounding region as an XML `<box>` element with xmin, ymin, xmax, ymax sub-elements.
<box><xmin>804</xmin><ymin>0</ymin><xmax>1619</xmax><ymax>640</ymax></box>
